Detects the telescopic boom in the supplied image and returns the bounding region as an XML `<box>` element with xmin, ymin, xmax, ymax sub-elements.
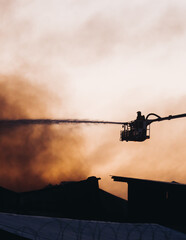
<box><xmin>146</xmin><ymin>113</ymin><xmax>186</xmax><ymax>124</ymax></box>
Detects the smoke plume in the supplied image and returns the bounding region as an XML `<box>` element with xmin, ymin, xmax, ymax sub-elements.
<box><xmin>0</xmin><ymin>75</ymin><xmax>88</xmax><ymax>192</ymax></box>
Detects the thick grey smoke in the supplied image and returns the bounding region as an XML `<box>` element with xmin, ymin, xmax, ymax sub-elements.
<box><xmin>0</xmin><ymin>75</ymin><xmax>89</xmax><ymax>192</ymax></box>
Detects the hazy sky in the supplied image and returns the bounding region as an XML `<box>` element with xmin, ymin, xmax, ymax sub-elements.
<box><xmin>0</xmin><ymin>0</ymin><xmax>186</xmax><ymax>198</ymax></box>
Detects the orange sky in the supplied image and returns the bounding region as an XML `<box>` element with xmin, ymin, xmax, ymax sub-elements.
<box><xmin>0</xmin><ymin>0</ymin><xmax>186</xmax><ymax>198</ymax></box>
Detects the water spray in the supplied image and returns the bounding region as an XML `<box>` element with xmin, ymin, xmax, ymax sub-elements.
<box><xmin>0</xmin><ymin>112</ymin><xmax>185</xmax><ymax>142</ymax></box>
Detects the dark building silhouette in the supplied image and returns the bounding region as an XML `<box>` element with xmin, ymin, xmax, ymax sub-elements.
<box><xmin>0</xmin><ymin>187</ymin><xmax>18</xmax><ymax>213</ymax></box>
<box><xmin>0</xmin><ymin>176</ymin><xmax>128</xmax><ymax>222</ymax></box>
<box><xmin>112</xmin><ymin>176</ymin><xmax>186</xmax><ymax>232</ymax></box>
<box><xmin>1</xmin><ymin>175</ymin><xmax>186</xmax><ymax>233</ymax></box>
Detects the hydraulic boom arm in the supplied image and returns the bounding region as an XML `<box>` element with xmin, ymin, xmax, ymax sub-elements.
<box><xmin>146</xmin><ymin>113</ymin><xmax>186</xmax><ymax>124</ymax></box>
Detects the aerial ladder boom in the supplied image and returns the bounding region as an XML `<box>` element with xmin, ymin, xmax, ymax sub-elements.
<box><xmin>146</xmin><ymin>113</ymin><xmax>186</xmax><ymax>124</ymax></box>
